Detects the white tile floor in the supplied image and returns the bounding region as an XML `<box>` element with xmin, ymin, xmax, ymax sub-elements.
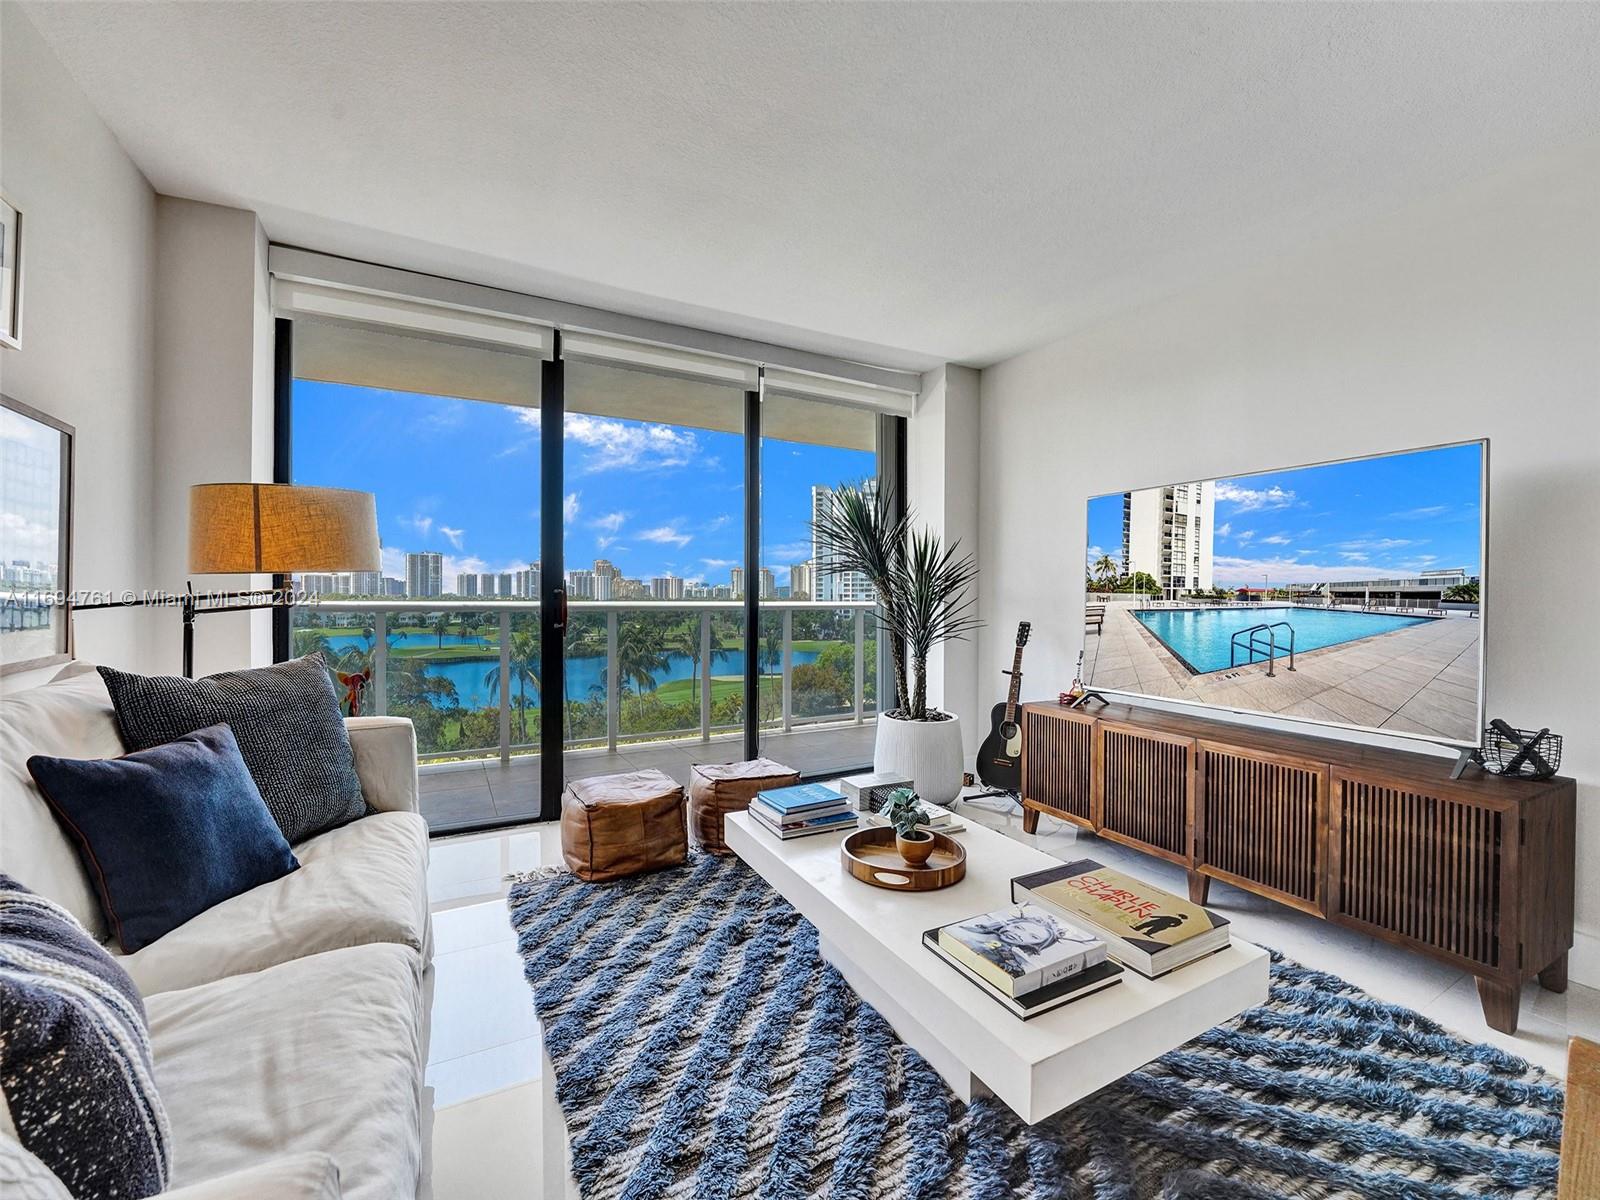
<box><xmin>423</xmin><ymin>790</ymin><xmax>1600</xmax><ymax>1199</ymax></box>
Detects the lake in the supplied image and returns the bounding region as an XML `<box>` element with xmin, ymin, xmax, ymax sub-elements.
<box><xmin>323</xmin><ymin>632</ymin><xmax>822</xmax><ymax>709</ymax></box>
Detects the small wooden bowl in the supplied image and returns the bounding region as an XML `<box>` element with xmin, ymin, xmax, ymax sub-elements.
<box><xmin>842</xmin><ymin>826</ymin><xmax>967</xmax><ymax>891</ymax></box>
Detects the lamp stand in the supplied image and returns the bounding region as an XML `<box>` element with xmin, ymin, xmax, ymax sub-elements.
<box><xmin>74</xmin><ymin>583</ymin><xmax>295</xmax><ymax>677</ymax></box>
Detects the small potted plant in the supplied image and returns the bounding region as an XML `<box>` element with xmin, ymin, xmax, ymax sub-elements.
<box><xmin>883</xmin><ymin>787</ymin><xmax>935</xmax><ymax>867</ymax></box>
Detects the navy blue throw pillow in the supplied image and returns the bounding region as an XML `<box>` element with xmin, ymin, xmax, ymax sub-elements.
<box><xmin>26</xmin><ymin>723</ymin><xmax>300</xmax><ymax>953</ymax></box>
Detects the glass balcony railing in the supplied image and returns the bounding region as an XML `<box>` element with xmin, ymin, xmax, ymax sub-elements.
<box><xmin>291</xmin><ymin>598</ymin><xmax>879</xmax><ymax>763</ymax></box>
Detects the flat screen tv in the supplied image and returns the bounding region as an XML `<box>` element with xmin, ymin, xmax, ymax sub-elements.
<box><xmin>1082</xmin><ymin>439</ymin><xmax>1486</xmax><ymax>747</ymax></box>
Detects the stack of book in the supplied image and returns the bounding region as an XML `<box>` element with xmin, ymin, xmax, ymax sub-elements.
<box><xmin>857</xmin><ymin>798</ymin><xmax>966</xmax><ymax>834</ymax></box>
<box><xmin>1011</xmin><ymin>859</ymin><xmax>1231</xmax><ymax>978</ymax></box>
<box><xmin>748</xmin><ymin>782</ymin><xmax>858</xmax><ymax>840</ymax></box>
<box><xmin>923</xmin><ymin>902</ymin><xmax>1122</xmax><ymax>1019</ymax></box>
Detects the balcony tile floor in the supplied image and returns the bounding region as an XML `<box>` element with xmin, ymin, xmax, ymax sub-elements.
<box><xmin>419</xmin><ymin>722</ymin><xmax>879</xmax><ymax>832</ymax></box>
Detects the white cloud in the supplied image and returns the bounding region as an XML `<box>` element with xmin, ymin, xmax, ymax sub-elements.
<box><xmin>1215</xmin><ymin>522</ymin><xmax>1231</xmax><ymax>538</ymax></box>
<box><xmin>400</xmin><ymin>514</ymin><xmax>433</xmax><ymax>538</ymax></box>
<box><xmin>565</xmin><ymin>414</ymin><xmax>697</xmax><ymax>472</ymax></box>
<box><xmin>1258</xmin><ymin>534</ymin><xmax>1291</xmax><ymax>546</ymax></box>
<box><xmin>1389</xmin><ymin>504</ymin><xmax>1446</xmax><ymax>519</ymax></box>
<box><xmin>638</xmin><ymin>525</ymin><xmax>692</xmax><ymax>548</ymax></box>
<box><xmin>1215</xmin><ymin>482</ymin><xmax>1297</xmax><ymax>512</ymax></box>
<box><xmin>439</xmin><ymin>525</ymin><xmax>465</xmax><ymax>550</ymax></box>
<box><xmin>1235</xmin><ymin>530</ymin><xmax>1256</xmax><ymax>544</ymax></box>
<box><xmin>766</xmin><ymin>541</ymin><xmax>813</xmax><ymax>564</ymax></box>
<box><xmin>597</xmin><ymin>535</ymin><xmax>618</xmax><ymax>550</ymax></box>
<box><xmin>700</xmin><ymin>557</ymin><xmax>737</xmax><ymax>570</ymax></box>
<box><xmin>1337</xmin><ymin>537</ymin><xmax>1416</xmax><ymax>552</ymax></box>
<box><xmin>591</xmin><ymin>511</ymin><xmax>627</xmax><ymax>533</ymax></box>
<box><xmin>564</xmin><ymin>493</ymin><xmax>581</xmax><ymax>522</ymax></box>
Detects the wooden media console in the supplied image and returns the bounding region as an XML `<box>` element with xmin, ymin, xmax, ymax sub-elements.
<box><xmin>1020</xmin><ymin>701</ymin><xmax>1576</xmax><ymax>1033</ymax></box>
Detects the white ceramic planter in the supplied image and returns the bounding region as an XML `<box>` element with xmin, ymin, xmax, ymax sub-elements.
<box><xmin>872</xmin><ymin>712</ymin><xmax>964</xmax><ymax>806</ymax></box>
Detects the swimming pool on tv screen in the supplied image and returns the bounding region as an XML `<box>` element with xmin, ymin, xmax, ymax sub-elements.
<box><xmin>1132</xmin><ymin>605</ymin><xmax>1431</xmax><ymax>675</ymax></box>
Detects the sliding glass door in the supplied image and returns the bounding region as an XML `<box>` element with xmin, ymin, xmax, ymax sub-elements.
<box><xmin>281</xmin><ymin>315</ymin><xmax>900</xmax><ymax>834</ymax></box>
<box><xmin>757</xmin><ymin>392</ymin><xmax>884</xmax><ymax>777</ymax></box>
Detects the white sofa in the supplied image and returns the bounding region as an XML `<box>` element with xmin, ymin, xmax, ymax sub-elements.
<box><xmin>0</xmin><ymin>666</ymin><xmax>433</xmax><ymax>1199</ymax></box>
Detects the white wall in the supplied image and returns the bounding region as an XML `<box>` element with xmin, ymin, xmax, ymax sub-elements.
<box><xmin>978</xmin><ymin>143</ymin><xmax>1600</xmax><ymax>984</ymax></box>
<box><xmin>0</xmin><ymin>7</ymin><xmax>161</xmax><ymax>681</ymax></box>
<box><xmin>151</xmin><ymin>197</ymin><xmax>276</xmax><ymax>676</ymax></box>
<box><xmin>909</xmin><ymin>364</ymin><xmax>982</xmax><ymax>753</ymax></box>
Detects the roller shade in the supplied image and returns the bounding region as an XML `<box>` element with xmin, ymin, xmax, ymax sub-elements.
<box><xmin>763</xmin><ymin>367</ymin><xmax>915</xmax><ymax>417</ymax></box>
<box><xmin>274</xmin><ymin>277</ymin><xmax>553</xmax><ymax>357</ymax></box>
<box><xmin>293</xmin><ymin>318</ymin><xmax>542</xmax><ymax>409</ymax></box>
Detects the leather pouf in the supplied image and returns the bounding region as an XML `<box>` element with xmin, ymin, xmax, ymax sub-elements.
<box><xmin>560</xmin><ymin>769</ymin><xmax>687</xmax><ymax>882</ymax></box>
<box><xmin>688</xmin><ymin>758</ymin><xmax>800</xmax><ymax>854</ymax></box>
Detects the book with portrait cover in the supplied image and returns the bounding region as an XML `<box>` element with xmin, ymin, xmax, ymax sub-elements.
<box><xmin>1012</xmin><ymin>859</ymin><xmax>1231</xmax><ymax>978</ymax></box>
<box><xmin>934</xmin><ymin>902</ymin><xmax>1106</xmax><ymax>997</ymax></box>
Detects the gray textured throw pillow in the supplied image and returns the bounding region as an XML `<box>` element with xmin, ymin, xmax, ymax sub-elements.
<box><xmin>98</xmin><ymin>655</ymin><xmax>368</xmax><ymax>844</ymax></box>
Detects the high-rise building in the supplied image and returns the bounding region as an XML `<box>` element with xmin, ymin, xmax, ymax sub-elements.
<box><xmin>300</xmin><ymin>573</ymin><xmax>336</xmax><ymax>595</ymax></box>
<box><xmin>758</xmin><ymin>568</ymin><xmax>776</xmax><ymax>600</ymax></box>
<box><xmin>789</xmin><ymin>560</ymin><xmax>814</xmax><ymax>601</ymax></box>
<box><xmin>1122</xmin><ymin>481</ymin><xmax>1214</xmax><ymax>597</ymax></box>
<box><xmin>514</xmin><ymin>564</ymin><xmax>541</xmax><ymax>598</ymax></box>
<box><xmin>383</xmin><ymin>577</ymin><xmax>406</xmax><ymax>597</ymax></box>
<box><xmin>730</xmin><ymin>567</ymin><xmax>745</xmax><ymax>597</ymax></box>
<box><xmin>495</xmin><ymin>572</ymin><xmax>514</xmax><ymax>596</ymax></box>
<box><xmin>455</xmin><ymin>572</ymin><xmax>480</xmax><ymax>596</ymax></box>
<box><xmin>593</xmin><ymin>573</ymin><xmax>614</xmax><ymax>601</ymax></box>
<box><xmin>650</xmin><ymin>575</ymin><xmax>685</xmax><ymax>600</ymax></box>
<box><xmin>811</xmin><ymin>483</ymin><xmax>877</xmax><ymax>602</ymax></box>
<box><xmin>566</xmin><ymin>569</ymin><xmax>596</xmax><ymax>599</ymax></box>
<box><xmin>593</xmin><ymin>559</ymin><xmax>621</xmax><ymax>583</ymax></box>
<box><xmin>405</xmin><ymin>552</ymin><xmax>443</xmax><ymax>597</ymax></box>
<box><xmin>347</xmin><ymin>571</ymin><xmax>384</xmax><ymax>596</ymax></box>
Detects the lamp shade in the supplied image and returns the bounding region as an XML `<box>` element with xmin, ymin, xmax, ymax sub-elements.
<box><xmin>189</xmin><ymin>484</ymin><xmax>380</xmax><ymax>574</ymax></box>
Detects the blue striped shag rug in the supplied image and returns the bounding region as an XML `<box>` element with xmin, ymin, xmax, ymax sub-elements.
<box><xmin>508</xmin><ymin>852</ymin><xmax>1564</xmax><ymax>1200</ymax></box>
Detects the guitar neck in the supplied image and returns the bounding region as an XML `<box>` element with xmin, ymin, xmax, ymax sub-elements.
<box><xmin>1004</xmin><ymin>646</ymin><xmax>1025</xmax><ymax>720</ymax></box>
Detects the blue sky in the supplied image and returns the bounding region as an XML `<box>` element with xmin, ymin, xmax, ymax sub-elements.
<box><xmin>1086</xmin><ymin>442</ymin><xmax>1483</xmax><ymax>587</ymax></box>
<box><xmin>292</xmin><ymin>381</ymin><xmax>874</xmax><ymax>586</ymax></box>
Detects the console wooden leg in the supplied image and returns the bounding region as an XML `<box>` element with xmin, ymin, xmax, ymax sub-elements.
<box><xmin>1187</xmin><ymin>871</ymin><xmax>1211</xmax><ymax>905</ymax></box>
<box><xmin>1476</xmin><ymin>977</ymin><xmax>1520</xmax><ymax>1034</ymax></box>
<box><xmin>1021</xmin><ymin>806</ymin><xmax>1040</xmax><ymax>835</ymax></box>
<box><xmin>1538</xmin><ymin>952</ymin><xmax>1568</xmax><ymax>994</ymax></box>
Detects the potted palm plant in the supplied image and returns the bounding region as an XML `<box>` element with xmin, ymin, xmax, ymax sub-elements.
<box><xmin>812</xmin><ymin>483</ymin><xmax>979</xmax><ymax>804</ymax></box>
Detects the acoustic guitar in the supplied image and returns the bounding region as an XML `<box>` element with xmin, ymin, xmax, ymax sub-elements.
<box><xmin>976</xmin><ymin>621</ymin><xmax>1031</xmax><ymax>794</ymax></box>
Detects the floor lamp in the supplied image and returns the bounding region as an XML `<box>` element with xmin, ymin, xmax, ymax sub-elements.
<box><xmin>74</xmin><ymin>483</ymin><xmax>380</xmax><ymax>677</ymax></box>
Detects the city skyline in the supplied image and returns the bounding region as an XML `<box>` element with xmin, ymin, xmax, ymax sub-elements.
<box><xmin>1086</xmin><ymin>443</ymin><xmax>1483</xmax><ymax>589</ymax></box>
<box><xmin>292</xmin><ymin>380</ymin><xmax>876</xmax><ymax>598</ymax></box>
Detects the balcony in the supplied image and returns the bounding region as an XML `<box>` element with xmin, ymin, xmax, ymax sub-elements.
<box><xmin>293</xmin><ymin>598</ymin><xmax>880</xmax><ymax>833</ymax></box>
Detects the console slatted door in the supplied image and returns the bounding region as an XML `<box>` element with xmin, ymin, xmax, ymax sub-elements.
<box><xmin>1330</xmin><ymin>771</ymin><xmax>1507</xmax><ymax>972</ymax></box>
<box><xmin>1197</xmin><ymin>744</ymin><xmax>1326</xmax><ymax>916</ymax></box>
<box><xmin>1022</xmin><ymin>708</ymin><xmax>1095</xmax><ymax>827</ymax></box>
<box><xmin>1098</xmin><ymin>723</ymin><xmax>1193</xmax><ymax>864</ymax></box>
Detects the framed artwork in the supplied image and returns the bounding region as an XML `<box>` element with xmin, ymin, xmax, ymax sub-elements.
<box><xmin>1</xmin><ymin>395</ymin><xmax>74</xmax><ymax>675</ymax></box>
<box><xmin>0</xmin><ymin>193</ymin><xmax>20</xmax><ymax>350</ymax></box>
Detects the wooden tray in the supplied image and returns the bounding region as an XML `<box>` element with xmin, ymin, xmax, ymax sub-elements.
<box><xmin>842</xmin><ymin>826</ymin><xmax>967</xmax><ymax>891</ymax></box>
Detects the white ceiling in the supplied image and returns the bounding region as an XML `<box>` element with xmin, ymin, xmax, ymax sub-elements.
<box><xmin>22</xmin><ymin>1</ymin><xmax>1600</xmax><ymax>370</ymax></box>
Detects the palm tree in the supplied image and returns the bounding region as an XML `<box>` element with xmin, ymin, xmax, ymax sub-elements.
<box><xmin>484</xmin><ymin>631</ymin><xmax>540</xmax><ymax>742</ymax></box>
<box><xmin>1092</xmin><ymin>554</ymin><xmax>1118</xmax><ymax>588</ymax></box>
<box><xmin>431</xmin><ymin>612</ymin><xmax>454</xmax><ymax>649</ymax></box>
<box><xmin>615</xmin><ymin>621</ymin><xmax>670</xmax><ymax>697</ymax></box>
<box><xmin>671</xmin><ymin>620</ymin><xmax>703</xmax><ymax>698</ymax></box>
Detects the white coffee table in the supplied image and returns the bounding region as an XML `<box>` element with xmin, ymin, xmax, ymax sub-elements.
<box><xmin>725</xmin><ymin>809</ymin><xmax>1269</xmax><ymax>1124</ymax></box>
